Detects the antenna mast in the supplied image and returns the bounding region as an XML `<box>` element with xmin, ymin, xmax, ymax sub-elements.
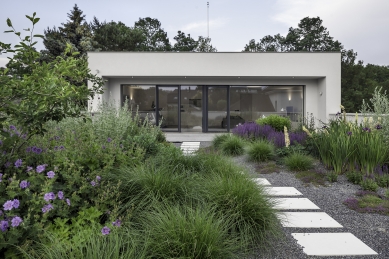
<box><xmin>207</xmin><ymin>2</ymin><xmax>209</xmax><ymax>38</ymax></box>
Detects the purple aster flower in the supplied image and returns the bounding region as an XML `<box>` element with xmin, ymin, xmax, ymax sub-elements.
<box><xmin>36</xmin><ymin>164</ymin><xmax>46</xmax><ymax>173</ymax></box>
<box><xmin>347</xmin><ymin>131</ymin><xmax>352</xmax><ymax>136</ymax></box>
<box><xmin>42</xmin><ymin>204</ymin><xmax>54</xmax><ymax>213</ymax></box>
<box><xmin>107</xmin><ymin>137</ymin><xmax>112</xmax><ymax>143</ymax></box>
<box><xmin>101</xmin><ymin>226</ymin><xmax>110</xmax><ymax>235</ymax></box>
<box><xmin>31</xmin><ymin>146</ymin><xmax>38</xmax><ymax>153</ymax></box>
<box><xmin>96</xmin><ymin>176</ymin><xmax>101</xmax><ymax>181</ymax></box>
<box><xmin>14</xmin><ymin>159</ymin><xmax>22</xmax><ymax>168</ymax></box>
<box><xmin>57</xmin><ymin>191</ymin><xmax>64</xmax><ymax>200</ymax></box>
<box><xmin>26</xmin><ymin>147</ymin><xmax>31</xmax><ymax>153</ymax></box>
<box><xmin>47</xmin><ymin>171</ymin><xmax>55</xmax><ymax>178</ymax></box>
<box><xmin>3</xmin><ymin>201</ymin><xmax>13</xmax><ymax>211</ymax></box>
<box><xmin>375</xmin><ymin>124</ymin><xmax>382</xmax><ymax>130</ymax></box>
<box><xmin>20</xmin><ymin>180</ymin><xmax>30</xmax><ymax>189</ymax></box>
<box><xmin>91</xmin><ymin>181</ymin><xmax>96</xmax><ymax>186</ymax></box>
<box><xmin>0</xmin><ymin>220</ymin><xmax>8</xmax><ymax>232</ymax></box>
<box><xmin>66</xmin><ymin>199</ymin><xmax>71</xmax><ymax>206</ymax></box>
<box><xmin>4</xmin><ymin>162</ymin><xmax>11</xmax><ymax>168</ymax></box>
<box><xmin>35</xmin><ymin>148</ymin><xmax>42</xmax><ymax>154</ymax></box>
<box><xmin>112</xmin><ymin>219</ymin><xmax>121</xmax><ymax>227</ymax></box>
<box><xmin>11</xmin><ymin>216</ymin><xmax>22</xmax><ymax>227</ymax></box>
<box><xmin>12</xmin><ymin>199</ymin><xmax>20</xmax><ymax>209</ymax></box>
<box><xmin>59</xmin><ymin>145</ymin><xmax>65</xmax><ymax>150</ymax></box>
<box><xmin>9</xmin><ymin>125</ymin><xmax>16</xmax><ymax>131</ymax></box>
<box><xmin>44</xmin><ymin>192</ymin><xmax>56</xmax><ymax>202</ymax></box>
<box><xmin>26</xmin><ymin>166</ymin><xmax>33</xmax><ymax>172</ymax></box>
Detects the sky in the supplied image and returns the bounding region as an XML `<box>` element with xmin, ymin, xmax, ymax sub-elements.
<box><xmin>0</xmin><ymin>0</ymin><xmax>388</xmax><ymax>68</ymax></box>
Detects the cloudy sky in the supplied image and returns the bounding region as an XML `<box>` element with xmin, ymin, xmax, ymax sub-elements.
<box><xmin>0</xmin><ymin>0</ymin><xmax>388</xmax><ymax>67</ymax></box>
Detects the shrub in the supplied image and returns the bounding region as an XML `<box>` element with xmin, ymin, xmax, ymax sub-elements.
<box><xmin>212</xmin><ymin>134</ymin><xmax>229</xmax><ymax>150</ymax></box>
<box><xmin>232</xmin><ymin>123</ymin><xmax>274</xmax><ymax>140</ymax></box>
<box><xmin>284</xmin><ymin>153</ymin><xmax>313</xmax><ymax>171</ymax></box>
<box><xmin>361</xmin><ymin>179</ymin><xmax>379</xmax><ymax>192</ymax></box>
<box><xmin>256</xmin><ymin>115</ymin><xmax>291</xmax><ymax>132</ymax></box>
<box><xmin>275</xmin><ymin>144</ymin><xmax>307</xmax><ymax>157</ymax></box>
<box><xmin>327</xmin><ymin>171</ymin><xmax>338</xmax><ymax>182</ymax></box>
<box><xmin>220</xmin><ymin>135</ymin><xmax>246</xmax><ymax>156</ymax></box>
<box><xmin>247</xmin><ymin>140</ymin><xmax>275</xmax><ymax>162</ymax></box>
<box><xmin>346</xmin><ymin>171</ymin><xmax>364</xmax><ymax>184</ymax></box>
<box><xmin>376</xmin><ymin>174</ymin><xmax>389</xmax><ymax>188</ymax></box>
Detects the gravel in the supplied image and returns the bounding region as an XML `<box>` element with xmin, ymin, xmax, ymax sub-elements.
<box><xmin>231</xmin><ymin>154</ymin><xmax>389</xmax><ymax>259</ymax></box>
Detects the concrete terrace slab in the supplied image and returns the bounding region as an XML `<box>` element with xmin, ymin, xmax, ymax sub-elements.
<box><xmin>273</xmin><ymin>198</ymin><xmax>320</xmax><ymax>210</ymax></box>
<box><xmin>292</xmin><ymin>233</ymin><xmax>377</xmax><ymax>256</ymax></box>
<box><xmin>253</xmin><ymin>178</ymin><xmax>271</xmax><ymax>186</ymax></box>
<box><xmin>278</xmin><ymin>212</ymin><xmax>343</xmax><ymax>228</ymax></box>
<box><xmin>265</xmin><ymin>187</ymin><xmax>302</xmax><ymax>196</ymax></box>
<box><xmin>166</xmin><ymin>133</ymin><xmax>220</xmax><ymax>142</ymax></box>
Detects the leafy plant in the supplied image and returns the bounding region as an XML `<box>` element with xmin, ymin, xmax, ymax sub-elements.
<box><xmin>212</xmin><ymin>134</ymin><xmax>229</xmax><ymax>150</ymax></box>
<box><xmin>346</xmin><ymin>171</ymin><xmax>364</xmax><ymax>184</ymax></box>
<box><xmin>283</xmin><ymin>153</ymin><xmax>313</xmax><ymax>171</ymax></box>
<box><xmin>360</xmin><ymin>179</ymin><xmax>379</xmax><ymax>192</ymax></box>
<box><xmin>247</xmin><ymin>140</ymin><xmax>275</xmax><ymax>162</ymax></box>
<box><xmin>376</xmin><ymin>174</ymin><xmax>389</xmax><ymax>188</ymax></box>
<box><xmin>327</xmin><ymin>171</ymin><xmax>338</xmax><ymax>182</ymax></box>
<box><xmin>256</xmin><ymin>115</ymin><xmax>291</xmax><ymax>132</ymax></box>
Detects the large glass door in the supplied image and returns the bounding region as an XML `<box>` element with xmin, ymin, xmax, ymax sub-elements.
<box><xmin>180</xmin><ymin>85</ymin><xmax>203</xmax><ymax>132</ymax></box>
<box><xmin>207</xmin><ymin>86</ymin><xmax>228</xmax><ymax>132</ymax></box>
<box><xmin>157</xmin><ymin>86</ymin><xmax>179</xmax><ymax>131</ymax></box>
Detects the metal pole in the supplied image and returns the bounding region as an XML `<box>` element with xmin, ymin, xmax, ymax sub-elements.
<box><xmin>207</xmin><ymin>2</ymin><xmax>209</xmax><ymax>39</ymax></box>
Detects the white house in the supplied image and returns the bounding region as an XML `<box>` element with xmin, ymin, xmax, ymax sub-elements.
<box><xmin>88</xmin><ymin>52</ymin><xmax>341</xmax><ymax>132</ymax></box>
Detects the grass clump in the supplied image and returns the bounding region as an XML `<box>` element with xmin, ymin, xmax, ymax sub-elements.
<box><xmin>212</xmin><ymin>134</ymin><xmax>230</xmax><ymax>150</ymax></box>
<box><xmin>247</xmin><ymin>140</ymin><xmax>275</xmax><ymax>162</ymax></box>
<box><xmin>220</xmin><ymin>135</ymin><xmax>246</xmax><ymax>156</ymax></box>
<box><xmin>284</xmin><ymin>153</ymin><xmax>314</xmax><ymax>171</ymax></box>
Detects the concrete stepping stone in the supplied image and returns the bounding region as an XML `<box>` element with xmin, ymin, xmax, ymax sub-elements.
<box><xmin>273</xmin><ymin>198</ymin><xmax>320</xmax><ymax>210</ymax></box>
<box><xmin>291</xmin><ymin>233</ymin><xmax>377</xmax><ymax>256</ymax></box>
<box><xmin>265</xmin><ymin>187</ymin><xmax>302</xmax><ymax>196</ymax></box>
<box><xmin>252</xmin><ymin>178</ymin><xmax>271</xmax><ymax>186</ymax></box>
<box><xmin>278</xmin><ymin>212</ymin><xmax>343</xmax><ymax>228</ymax></box>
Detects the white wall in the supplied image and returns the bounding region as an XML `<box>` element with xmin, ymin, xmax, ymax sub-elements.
<box><xmin>88</xmin><ymin>52</ymin><xmax>341</xmax><ymax>123</ymax></box>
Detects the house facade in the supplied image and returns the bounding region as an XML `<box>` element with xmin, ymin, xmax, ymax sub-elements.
<box><xmin>88</xmin><ymin>52</ymin><xmax>341</xmax><ymax>132</ymax></box>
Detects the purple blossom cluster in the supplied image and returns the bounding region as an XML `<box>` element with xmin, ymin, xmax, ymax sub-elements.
<box><xmin>53</xmin><ymin>146</ymin><xmax>65</xmax><ymax>151</ymax></box>
<box><xmin>112</xmin><ymin>219</ymin><xmax>121</xmax><ymax>227</ymax></box>
<box><xmin>26</xmin><ymin>146</ymin><xmax>43</xmax><ymax>154</ymax></box>
<box><xmin>101</xmin><ymin>226</ymin><xmax>110</xmax><ymax>235</ymax></box>
<box><xmin>3</xmin><ymin>199</ymin><xmax>20</xmax><ymax>211</ymax></box>
<box><xmin>47</xmin><ymin>171</ymin><xmax>55</xmax><ymax>178</ymax></box>
<box><xmin>14</xmin><ymin>159</ymin><xmax>23</xmax><ymax>168</ymax></box>
<box><xmin>36</xmin><ymin>164</ymin><xmax>47</xmax><ymax>173</ymax></box>
<box><xmin>91</xmin><ymin>175</ymin><xmax>102</xmax><ymax>186</ymax></box>
<box><xmin>42</xmin><ymin>204</ymin><xmax>54</xmax><ymax>213</ymax></box>
<box><xmin>20</xmin><ymin>180</ymin><xmax>30</xmax><ymax>189</ymax></box>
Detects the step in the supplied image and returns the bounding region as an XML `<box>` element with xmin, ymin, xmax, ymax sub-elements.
<box><xmin>265</xmin><ymin>187</ymin><xmax>302</xmax><ymax>196</ymax></box>
<box><xmin>278</xmin><ymin>212</ymin><xmax>343</xmax><ymax>228</ymax></box>
<box><xmin>273</xmin><ymin>198</ymin><xmax>320</xmax><ymax>210</ymax></box>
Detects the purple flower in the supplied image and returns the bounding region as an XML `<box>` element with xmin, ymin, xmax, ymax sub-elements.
<box><xmin>96</xmin><ymin>176</ymin><xmax>101</xmax><ymax>181</ymax></box>
<box><xmin>9</xmin><ymin>125</ymin><xmax>16</xmax><ymax>131</ymax></box>
<box><xmin>91</xmin><ymin>181</ymin><xmax>96</xmax><ymax>186</ymax></box>
<box><xmin>47</xmin><ymin>171</ymin><xmax>55</xmax><ymax>179</ymax></box>
<box><xmin>12</xmin><ymin>199</ymin><xmax>20</xmax><ymax>209</ymax></box>
<box><xmin>102</xmin><ymin>145</ymin><xmax>106</xmax><ymax>149</ymax></box>
<box><xmin>44</xmin><ymin>192</ymin><xmax>55</xmax><ymax>202</ymax></box>
<box><xmin>347</xmin><ymin>131</ymin><xmax>352</xmax><ymax>136</ymax></box>
<box><xmin>42</xmin><ymin>204</ymin><xmax>54</xmax><ymax>213</ymax></box>
<box><xmin>66</xmin><ymin>199</ymin><xmax>71</xmax><ymax>206</ymax></box>
<box><xmin>54</xmin><ymin>146</ymin><xmax>58</xmax><ymax>151</ymax></box>
<box><xmin>112</xmin><ymin>219</ymin><xmax>121</xmax><ymax>227</ymax></box>
<box><xmin>14</xmin><ymin>159</ymin><xmax>23</xmax><ymax>168</ymax></box>
<box><xmin>375</xmin><ymin>124</ymin><xmax>382</xmax><ymax>130</ymax></box>
<box><xmin>54</xmin><ymin>136</ymin><xmax>60</xmax><ymax>141</ymax></box>
<box><xmin>0</xmin><ymin>220</ymin><xmax>8</xmax><ymax>232</ymax></box>
<box><xmin>101</xmin><ymin>226</ymin><xmax>110</xmax><ymax>235</ymax></box>
<box><xmin>57</xmin><ymin>191</ymin><xmax>64</xmax><ymax>200</ymax></box>
<box><xmin>20</xmin><ymin>180</ymin><xmax>30</xmax><ymax>189</ymax></box>
<box><xmin>35</xmin><ymin>148</ymin><xmax>42</xmax><ymax>154</ymax></box>
<box><xmin>36</xmin><ymin>164</ymin><xmax>46</xmax><ymax>173</ymax></box>
<box><xmin>4</xmin><ymin>161</ymin><xmax>11</xmax><ymax>168</ymax></box>
<box><xmin>26</xmin><ymin>166</ymin><xmax>33</xmax><ymax>172</ymax></box>
<box><xmin>335</xmin><ymin>111</ymin><xmax>341</xmax><ymax>116</ymax></box>
<box><xmin>11</xmin><ymin>216</ymin><xmax>22</xmax><ymax>227</ymax></box>
<box><xmin>362</xmin><ymin>127</ymin><xmax>371</xmax><ymax>133</ymax></box>
<box><xmin>107</xmin><ymin>137</ymin><xmax>112</xmax><ymax>143</ymax></box>
<box><xmin>59</xmin><ymin>145</ymin><xmax>65</xmax><ymax>150</ymax></box>
<box><xmin>0</xmin><ymin>173</ymin><xmax>2</xmax><ymax>182</ymax></box>
<box><xmin>3</xmin><ymin>201</ymin><xmax>13</xmax><ymax>211</ymax></box>
<box><xmin>31</xmin><ymin>146</ymin><xmax>38</xmax><ymax>153</ymax></box>
<box><xmin>26</xmin><ymin>147</ymin><xmax>31</xmax><ymax>153</ymax></box>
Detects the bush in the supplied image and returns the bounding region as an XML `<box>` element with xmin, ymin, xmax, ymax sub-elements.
<box><xmin>284</xmin><ymin>153</ymin><xmax>314</xmax><ymax>171</ymax></box>
<box><xmin>220</xmin><ymin>135</ymin><xmax>246</xmax><ymax>156</ymax></box>
<box><xmin>212</xmin><ymin>134</ymin><xmax>229</xmax><ymax>150</ymax></box>
<box><xmin>361</xmin><ymin>179</ymin><xmax>379</xmax><ymax>192</ymax></box>
<box><xmin>256</xmin><ymin>115</ymin><xmax>291</xmax><ymax>132</ymax></box>
<box><xmin>232</xmin><ymin>123</ymin><xmax>274</xmax><ymax>140</ymax></box>
<box><xmin>327</xmin><ymin>171</ymin><xmax>338</xmax><ymax>182</ymax></box>
<box><xmin>247</xmin><ymin>140</ymin><xmax>275</xmax><ymax>162</ymax></box>
<box><xmin>346</xmin><ymin>171</ymin><xmax>364</xmax><ymax>184</ymax></box>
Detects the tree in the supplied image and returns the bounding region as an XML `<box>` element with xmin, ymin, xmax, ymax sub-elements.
<box><xmin>194</xmin><ymin>36</ymin><xmax>217</xmax><ymax>52</ymax></box>
<box><xmin>91</xmin><ymin>18</ymin><xmax>145</xmax><ymax>51</ymax></box>
<box><xmin>0</xmin><ymin>13</ymin><xmax>104</xmax><ymax>139</ymax></box>
<box><xmin>244</xmin><ymin>34</ymin><xmax>286</xmax><ymax>52</ymax></box>
<box><xmin>134</xmin><ymin>17</ymin><xmax>171</xmax><ymax>51</ymax></box>
<box><xmin>173</xmin><ymin>31</ymin><xmax>197</xmax><ymax>51</ymax></box>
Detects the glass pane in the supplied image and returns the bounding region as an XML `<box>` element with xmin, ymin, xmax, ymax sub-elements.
<box><xmin>230</xmin><ymin>86</ymin><xmax>304</xmax><ymax>129</ymax></box>
<box><xmin>181</xmin><ymin>85</ymin><xmax>203</xmax><ymax>132</ymax></box>
<box><xmin>158</xmin><ymin>86</ymin><xmax>179</xmax><ymax>131</ymax></box>
<box><xmin>207</xmin><ymin>86</ymin><xmax>228</xmax><ymax>132</ymax></box>
<box><xmin>122</xmin><ymin>85</ymin><xmax>156</xmax><ymax>125</ymax></box>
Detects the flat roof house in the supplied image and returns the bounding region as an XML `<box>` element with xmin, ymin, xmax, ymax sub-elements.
<box><xmin>88</xmin><ymin>52</ymin><xmax>341</xmax><ymax>132</ymax></box>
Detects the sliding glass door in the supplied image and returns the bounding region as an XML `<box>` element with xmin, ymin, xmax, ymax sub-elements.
<box><xmin>157</xmin><ymin>86</ymin><xmax>179</xmax><ymax>131</ymax></box>
<box><xmin>207</xmin><ymin>86</ymin><xmax>228</xmax><ymax>132</ymax></box>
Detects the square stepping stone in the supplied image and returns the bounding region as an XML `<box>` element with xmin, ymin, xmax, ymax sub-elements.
<box><xmin>181</xmin><ymin>142</ymin><xmax>200</xmax><ymax>146</ymax></box>
<box><xmin>278</xmin><ymin>212</ymin><xmax>343</xmax><ymax>228</ymax></box>
<box><xmin>291</xmin><ymin>233</ymin><xmax>377</xmax><ymax>256</ymax></box>
<box><xmin>253</xmin><ymin>178</ymin><xmax>271</xmax><ymax>186</ymax></box>
<box><xmin>273</xmin><ymin>198</ymin><xmax>320</xmax><ymax>210</ymax></box>
<box><xmin>265</xmin><ymin>187</ymin><xmax>302</xmax><ymax>196</ymax></box>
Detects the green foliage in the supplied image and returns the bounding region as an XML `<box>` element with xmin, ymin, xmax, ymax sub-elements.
<box><xmin>134</xmin><ymin>17</ymin><xmax>171</xmax><ymax>51</ymax></box>
<box><xmin>275</xmin><ymin>144</ymin><xmax>307</xmax><ymax>158</ymax></box>
<box><xmin>376</xmin><ymin>174</ymin><xmax>389</xmax><ymax>188</ymax></box>
<box><xmin>361</xmin><ymin>179</ymin><xmax>379</xmax><ymax>192</ymax></box>
<box><xmin>256</xmin><ymin>115</ymin><xmax>291</xmax><ymax>132</ymax></box>
<box><xmin>0</xmin><ymin>13</ymin><xmax>104</xmax><ymax>138</ymax></box>
<box><xmin>212</xmin><ymin>134</ymin><xmax>229</xmax><ymax>150</ymax></box>
<box><xmin>327</xmin><ymin>171</ymin><xmax>338</xmax><ymax>183</ymax></box>
<box><xmin>295</xmin><ymin>171</ymin><xmax>326</xmax><ymax>186</ymax></box>
<box><xmin>346</xmin><ymin>171</ymin><xmax>364</xmax><ymax>184</ymax></box>
<box><xmin>247</xmin><ymin>140</ymin><xmax>275</xmax><ymax>162</ymax></box>
<box><xmin>173</xmin><ymin>31</ymin><xmax>198</xmax><ymax>51</ymax></box>
<box><xmin>220</xmin><ymin>135</ymin><xmax>246</xmax><ymax>156</ymax></box>
<box><xmin>284</xmin><ymin>153</ymin><xmax>313</xmax><ymax>171</ymax></box>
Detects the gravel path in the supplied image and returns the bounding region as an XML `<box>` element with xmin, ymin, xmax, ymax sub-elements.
<box><xmin>231</xmin><ymin>154</ymin><xmax>389</xmax><ymax>259</ymax></box>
